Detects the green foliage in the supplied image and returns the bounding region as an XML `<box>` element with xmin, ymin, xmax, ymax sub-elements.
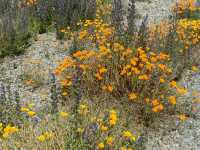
<box><xmin>0</xmin><ymin>0</ymin><xmax>97</xmax><ymax>58</ymax></box>
<box><xmin>0</xmin><ymin>32</ymin><xmax>32</xmax><ymax>58</ymax></box>
<box><xmin>0</xmin><ymin>2</ymin><xmax>34</xmax><ymax>58</ymax></box>
<box><xmin>0</xmin><ymin>84</ymin><xmax>22</xmax><ymax>126</ymax></box>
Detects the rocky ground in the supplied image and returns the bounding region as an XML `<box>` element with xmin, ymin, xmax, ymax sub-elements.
<box><xmin>0</xmin><ymin>33</ymin><xmax>69</xmax><ymax>110</ymax></box>
<box><xmin>0</xmin><ymin>0</ymin><xmax>200</xmax><ymax>149</ymax></box>
<box><xmin>145</xmin><ymin>70</ymin><xmax>200</xmax><ymax>150</ymax></box>
<box><xmin>123</xmin><ymin>0</ymin><xmax>177</xmax><ymax>23</ymax></box>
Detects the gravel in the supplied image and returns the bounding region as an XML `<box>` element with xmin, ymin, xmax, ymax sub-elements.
<box><xmin>145</xmin><ymin>70</ymin><xmax>200</xmax><ymax>150</ymax></box>
<box><xmin>0</xmin><ymin>0</ymin><xmax>200</xmax><ymax>149</ymax></box>
<box><xmin>0</xmin><ymin>33</ymin><xmax>69</xmax><ymax>109</ymax></box>
<box><xmin>123</xmin><ymin>0</ymin><xmax>178</xmax><ymax>23</ymax></box>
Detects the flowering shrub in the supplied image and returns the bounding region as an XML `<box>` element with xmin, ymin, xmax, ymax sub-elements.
<box><xmin>0</xmin><ymin>0</ymin><xmax>98</xmax><ymax>58</ymax></box>
<box><xmin>55</xmin><ymin>18</ymin><xmax>188</xmax><ymax>116</ymax></box>
<box><xmin>0</xmin><ymin>124</ymin><xmax>19</xmax><ymax>139</ymax></box>
<box><xmin>0</xmin><ymin>104</ymin><xmax>140</xmax><ymax>149</ymax></box>
<box><xmin>0</xmin><ymin>0</ymin><xmax>37</xmax><ymax>58</ymax></box>
<box><xmin>172</xmin><ymin>0</ymin><xmax>200</xmax><ymax>18</ymax></box>
<box><xmin>24</xmin><ymin>0</ymin><xmax>37</xmax><ymax>6</ymax></box>
<box><xmin>148</xmin><ymin>0</ymin><xmax>200</xmax><ymax>80</ymax></box>
<box><xmin>1</xmin><ymin>0</ymin><xmax>199</xmax><ymax>149</ymax></box>
<box><xmin>148</xmin><ymin>18</ymin><xmax>200</xmax><ymax>57</ymax></box>
<box><xmin>177</xmin><ymin>19</ymin><xmax>200</xmax><ymax>48</ymax></box>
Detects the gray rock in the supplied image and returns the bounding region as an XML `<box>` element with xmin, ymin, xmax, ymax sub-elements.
<box><xmin>0</xmin><ymin>82</ymin><xmax>6</xmax><ymax>103</ymax></box>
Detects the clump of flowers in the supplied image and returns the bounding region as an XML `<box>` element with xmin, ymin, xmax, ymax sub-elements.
<box><xmin>177</xmin><ymin>19</ymin><xmax>200</xmax><ymax>50</ymax></box>
<box><xmin>20</xmin><ymin>106</ymin><xmax>37</xmax><ymax>117</ymax></box>
<box><xmin>24</xmin><ymin>0</ymin><xmax>37</xmax><ymax>6</ymax></box>
<box><xmin>55</xmin><ymin>16</ymin><xmax>188</xmax><ymax>116</ymax></box>
<box><xmin>78</xmin><ymin>104</ymin><xmax>89</xmax><ymax>115</ymax></box>
<box><xmin>1</xmin><ymin>125</ymin><xmax>19</xmax><ymax>139</ymax></box>
<box><xmin>37</xmin><ymin>131</ymin><xmax>54</xmax><ymax>142</ymax></box>
<box><xmin>96</xmin><ymin>0</ymin><xmax>112</xmax><ymax>18</ymax></box>
<box><xmin>108</xmin><ymin>110</ymin><xmax>117</xmax><ymax>126</ymax></box>
<box><xmin>122</xmin><ymin>130</ymin><xmax>137</xmax><ymax>142</ymax></box>
<box><xmin>171</xmin><ymin>0</ymin><xmax>200</xmax><ymax>17</ymax></box>
<box><xmin>97</xmin><ymin>142</ymin><xmax>105</xmax><ymax>149</ymax></box>
<box><xmin>77</xmin><ymin>19</ymin><xmax>114</xmax><ymax>47</ymax></box>
<box><xmin>149</xmin><ymin>21</ymin><xmax>172</xmax><ymax>43</ymax></box>
<box><xmin>59</xmin><ymin>111</ymin><xmax>69</xmax><ymax>118</ymax></box>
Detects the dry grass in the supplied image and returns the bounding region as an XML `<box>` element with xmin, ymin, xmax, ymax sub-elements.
<box><xmin>0</xmin><ymin>0</ymin><xmax>200</xmax><ymax>149</ymax></box>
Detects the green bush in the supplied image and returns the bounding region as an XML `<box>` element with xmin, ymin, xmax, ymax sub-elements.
<box><xmin>0</xmin><ymin>3</ymin><xmax>33</xmax><ymax>58</ymax></box>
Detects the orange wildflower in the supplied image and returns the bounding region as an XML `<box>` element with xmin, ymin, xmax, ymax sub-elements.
<box><xmin>152</xmin><ymin>99</ymin><xmax>160</xmax><ymax>106</ymax></box>
<box><xmin>152</xmin><ymin>104</ymin><xmax>164</xmax><ymax>112</ymax></box>
<box><xmin>178</xmin><ymin>114</ymin><xmax>187</xmax><ymax>121</ymax></box>
<box><xmin>138</xmin><ymin>74</ymin><xmax>149</xmax><ymax>80</ymax></box>
<box><xmin>168</xmin><ymin>96</ymin><xmax>177</xmax><ymax>105</ymax></box>
<box><xmin>128</xmin><ymin>92</ymin><xmax>137</xmax><ymax>101</ymax></box>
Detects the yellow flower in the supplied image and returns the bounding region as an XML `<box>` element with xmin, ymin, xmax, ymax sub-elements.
<box><xmin>100</xmin><ymin>125</ymin><xmax>108</xmax><ymax>132</ymax></box>
<box><xmin>146</xmin><ymin>62</ymin><xmax>155</xmax><ymax>71</ymax></box>
<box><xmin>106</xmin><ymin>136</ymin><xmax>114</xmax><ymax>146</ymax></box>
<box><xmin>169</xmin><ymin>81</ymin><xmax>177</xmax><ymax>88</ymax></box>
<box><xmin>177</xmin><ymin>87</ymin><xmax>187</xmax><ymax>95</ymax></box>
<box><xmin>79</xmin><ymin>64</ymin><xmax>89</xmax><ymax>71</ymax></box>
<box><xmin>78</xmin><ymin>104</ymin><xmax>89</xmax><ymax>115</ymax></box>
<box><xmin>0</xmin><ymin>123</ymin><xmax>3</xmax><ymax>131</ymax></box>
<box><xmin>27</xmin><ymin>111</ymin><xmax>36</xmax><ymax>117</ymax></box>
<box><xmin>109</xmin><ymin>119</ymin><xmax>116</xmax><ymax>126</ymax></box>
<box><xmin>109</xmin><ymin>110</ymin><xmax>117</xmax><ymax>126</ymax></box>
<box><xmin>192</xmin><ymin>66</ymin><xmax>198</xmax><ymax>72</ymax></box>
<box><xmin>77</xmin><ymin>128</ymin><xmax>84</xmax><ymax>134</ymax></box>
<box><xmin>131</xmin><ymin>136</ymin><xmax>136</xmax><ymax>141</ymax></box>
<box><xmin>20</xmin><ymin>107</ymin><xmax>30</xmax><ymax>112</ymax></box>
<box><xmin>60</xmin><ymin>111</ymin><xmax>69</xmax><ymax>118</ymax></box>
<box><xmin>131</xmin><ymin>67</ymin><xmax>140</xmax><ymax>75</ymax></box>
<box><xmin>128</xmin><ymin>92</ymin><xmax>137</xmax><ymax>101</ymax></box>
<box><xmin>3</xmin><ymin>126</ymin><xmax>19</xmax><ymax>138</ymax></box>
<box><xmin>138</xmin><ymin>74</ymin><xmax>149</xmax><ymax>80</ymax></box>
<box><xmin>166</xmin><ymin>68</ymin><xmax>172</xmax><ymax>74</ymax></box>
<box><xmin>122</xmin><ymin>130</ymin><xmax>136</xmax><ymax>141</ymax></box>
<box><xmin>168</xmin><ymin>96</ymin><xmax>176</xmax><ymax>105</ymax></box>
<box><xmin>120</xmin><ymin>147</ymin><xmax>127</xmax><ymax>150</ymax></box>
<box><xmin>130</xmin><ymin>58</ymin><xmax>137</xmax><ymax>66</ymax></box>
<box><xmin>60</xmin><ymin>79</ymin><xmax>72</xmax><ymax>87</ymax></box>
<box><xmin>97</xmin><ymin>142</ymin><xmax>105</xmax><ymax>149</ymax></box>
<box><xmin>178</xmin><ymin>114</ymin><xmax>187</xmax><ymax>121</ymax></box>
<box><xmin>99</xmin><ymin>67</ymin><xmax>107</xmax><ymax>74</ymax></box>
<box><xmin>28</xmin><ymin>103</ymin><xmax>35</xmax><ymax>109</ymax></box>
<box><xmin>37</xmin><ymin>135</ymin><xmax>46</xmax><ymax>142</ymax></box>
<box><xmin>158</xmin><ymin>64</ymin><xmax>166</xmax><ymax>70</ymax></box>
<box><xmin>150</xmin><ymin>56</ymin><xmax>157</xmax><ymax>62</ymax></box>
<box><xmin>152</xmin><ymin>104</ymin><xmax>164</xmax><ymax>112</ymax></box>
<box><xmin>43</xmin><ymin>131</ymin><xmax>54</xmax><ymax>140</ymax></box>
<box><xmin>79</xmin><ymin>30</ymin><xmax>87</xmax><ymax>40</ymax></box>
<box><xmin>159</xmin><ymin>77</ymin><xmax>165</xmax><ymax>83</ymax></box>
<box><xmin>123</xmin><ymin>131</ymin><xmax>132</xmax><ymax>138</ymax></box>
<box><xmin>62</xmin><ymin>92</ymin><xmax>68</xmax><ymax>96</ymax></box>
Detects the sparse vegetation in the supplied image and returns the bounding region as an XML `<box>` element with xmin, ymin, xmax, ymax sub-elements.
<box><xmin>0</xmin><ymin>0</ymin><xmax>200</xmax><ymax>149</ymax></box>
